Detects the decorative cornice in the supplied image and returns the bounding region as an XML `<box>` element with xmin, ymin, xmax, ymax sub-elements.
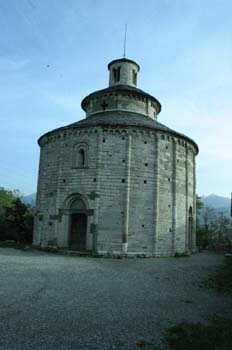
<box><xmin>38</xmin><ymin>124</ymin><xmax>199</xmax><ymax>154</ymax></box>
<box><xmin>107</xmin><ymin>58</ymin><xmax>140</xmax><ymax>71</ymax></box>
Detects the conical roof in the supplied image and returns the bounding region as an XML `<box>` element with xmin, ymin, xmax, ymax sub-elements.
<box><xmin>38</xmin><ymin>110</ymin><xmax>198</xmax><ymax>153</ymax></box>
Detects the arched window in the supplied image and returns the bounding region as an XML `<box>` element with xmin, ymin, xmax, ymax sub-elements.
<box><xmin>72</xmin><ymin>143</ymin><xmax>88</xmax><ymax>168</ymax></box>
<box><xmin>78</xmin><ymin>149</ymin><xmax>85</xmax><ymax>166</ymax></box>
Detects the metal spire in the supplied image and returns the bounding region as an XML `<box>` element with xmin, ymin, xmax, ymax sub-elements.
<box><xmin>123</xmin><ymin>24</ymin><xmax>127</xmax><ymax>58</ymax></box>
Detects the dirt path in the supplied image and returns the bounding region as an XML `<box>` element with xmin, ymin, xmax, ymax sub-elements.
<box><xmin>0</xmin><ymin>249</ymin><xmax>231</xmax><ymax>349</ymax></box>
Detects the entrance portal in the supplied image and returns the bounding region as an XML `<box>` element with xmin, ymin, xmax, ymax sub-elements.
<box><xmin>69</xmin><ymin>213</ymin><xmax>87</xmax><ymax>251</ymax></box>
<box><xmin>68</xmin><ymin>197</ymin><xmax>87</xmax><ymax>251</ymax></box>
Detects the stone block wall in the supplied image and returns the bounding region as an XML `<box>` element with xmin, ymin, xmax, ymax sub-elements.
<box><xmin>83</xmin><ymin>91</ymin><xmax>158</xmax><ymax>120</ymax></box>
<box><xmin>34</xmin><ymin>122</ymin><xmax>197</xmax><ymax>256</ymax></box>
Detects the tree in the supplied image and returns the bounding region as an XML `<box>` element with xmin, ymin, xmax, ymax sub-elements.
<box><xmin>5</xmin><ymin>198</ymin><xmax>33</xmax><ymax>242</ymax></box>
<box><xmin>0</xmin><ymin>187</ymin><xmax>15</xmax><ymax>219</ymax></box>
<box><xmin>0</xmin><ymin>188</ymin><xmax>34</xmax><ymax>243</ymax></box>
<box><xmin>0</xmin><ymin>187</ymin><xmax>16</xmax><ymax>240</ymax></box>
<box><xmin>196</xmin><ymin>195</ymin><xmax>208</xmax><ymax>248</ymax></box>
<box><xmin>196</xmin><ymin>194</ymin><xmax>231</xmax><ymax>250</ymax></box>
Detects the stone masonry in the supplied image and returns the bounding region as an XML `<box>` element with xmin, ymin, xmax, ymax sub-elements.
<box><xmin>33</xmin><ymin>58</ymin><xmax>199</xmax><ymax>256</ymax></box>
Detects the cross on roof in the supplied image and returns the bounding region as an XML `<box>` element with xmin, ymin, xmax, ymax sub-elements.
<box><xmin>101</xmin><ymin>100</ymin><xmax>108</xmax><ymax>111</ymax></box>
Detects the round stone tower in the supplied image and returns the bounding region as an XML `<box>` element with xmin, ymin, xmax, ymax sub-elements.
<box><xmin>33</xmin><ymin>58</ymin><xmax>198</xmax><ymax>257</ymax></box>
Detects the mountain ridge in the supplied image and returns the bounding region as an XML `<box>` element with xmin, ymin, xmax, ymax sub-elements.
<box><xmin>199</xmin><ymin>194</ymin><xmax>231</xmax><ymax>219</ymax></box>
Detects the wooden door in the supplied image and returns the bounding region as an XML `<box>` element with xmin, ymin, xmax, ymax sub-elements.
<box><xmin>69</xmin><ymin>213</ymin><xmax>87</xmax><ymax>251</ymax></box>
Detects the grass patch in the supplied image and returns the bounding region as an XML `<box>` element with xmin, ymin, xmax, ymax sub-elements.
<box><xmin>167</xmin><ymin>318</ymin><xmax>232</xmax><ymax>350</ymax></box>
<box><xmin>0</xmin><ymin>241</ymin><xmax>32</xmax><ymax>251</ymax></box>
<box><xmin>201</xmin><ymin>257</ymin><xmax>232</xmax><ymax>293</ymax></box>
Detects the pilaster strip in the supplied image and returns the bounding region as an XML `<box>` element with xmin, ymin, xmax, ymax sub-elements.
<box><xmin>93</xmin><ymin>129</ymin><xmax>102</xmax><ymax>251</ymax></box>
<box><xmin>54</xmin><ymin>148</ymin><xmax>63</xmax><ymax>243</ymax></box>
<box><xmin>153</xmin><ymin>134</ymin><xmax>160</xmax><ymax>255</ymax></box>
<box><xmin>172</xmin><ymin>139</ymin><xmax>177</xmax><ymax>254</ymax></box>
<box><xmin>122</xmin><ymin>134</ymin><xmax>132</xmax><ymax>252</ymax></box>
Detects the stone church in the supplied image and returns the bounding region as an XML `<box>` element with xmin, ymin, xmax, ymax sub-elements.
<box><xmin>33</xmin><ymin>58</ymin><xmax>198</xmax><ymax>256</ymax></box>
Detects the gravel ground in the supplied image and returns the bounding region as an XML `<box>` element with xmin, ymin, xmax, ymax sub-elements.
<box><xmin>0</xmin><ymin>249</ymin><xmax>232</xmax><ymax>350</ymax></box>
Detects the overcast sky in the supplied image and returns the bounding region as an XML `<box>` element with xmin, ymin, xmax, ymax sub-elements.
<box><xmin>0</xmin><ymin>0</ymin><xmax>231</xmax><ymax>197</ymax></box>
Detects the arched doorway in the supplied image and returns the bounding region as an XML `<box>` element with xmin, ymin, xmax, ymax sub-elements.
<box><xmin>69</xmin><ymin>198</ymin><xmax>87</xmax><ymax>251</ymax></box>
<box><xmin>188</xmin><ymin>206</ymin><xmax>193</xmax><ymax>252</ymax></box>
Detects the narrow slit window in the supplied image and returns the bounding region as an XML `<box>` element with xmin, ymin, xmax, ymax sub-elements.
<box><xmin>113</xmin><ymin>67</ymin><xmax>121</xmax><ymax>82</ymax></box>
<box><xmin>78</xmin><ymin>149</ymin><xmax>85</xmax><ymax>166</ymax></box>
<box><xmin>133</xmin><ymin>69</ymin><xmax>137</xmax><ymax>85</ymax></box>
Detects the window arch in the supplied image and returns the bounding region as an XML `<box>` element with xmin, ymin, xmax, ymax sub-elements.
<box><xmin>78</xmin><ymin>148</ymin><xmax>85</xmax><ymax>166</ymax></box>
<box><xmin>70</xmin><ymin>197</ymin><xmax>86</xmax><ymax>210</ymax></box>
<box><xmin>72</xmin><ymin>143</ymin><xmax>89</xmax><ymax>168</ymax></box>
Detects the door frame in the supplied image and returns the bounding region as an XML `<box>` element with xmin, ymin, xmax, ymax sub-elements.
<box><xmin>69</xmin><ymin>212</ymin><xmax>87</xmax><ymax>251</ymax></box>
<box><xmin>62</xmin><ymin>193</ymin><xmax>94</xmax><ymax>251</ymax></box>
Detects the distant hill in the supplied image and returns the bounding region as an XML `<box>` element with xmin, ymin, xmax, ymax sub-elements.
<box><xmin>201</xmin><ymin>194</ymin><xmax>230</xmax><ymax>208</ymax></box>
<box><xmin>22</xmin><ymin>193</ymin><xmax>36</xmax><ymax>206</ymax></box>
<box><xmin>200</xmin><ymin>194</ymin><xmax>231</xmax><ymax>219</ymax></box>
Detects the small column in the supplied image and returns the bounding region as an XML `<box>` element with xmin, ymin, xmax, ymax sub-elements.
<box><xmin>122</xmin><ymin>134</ymin><xmax>132</xmax><ymax>253</ymax></box>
